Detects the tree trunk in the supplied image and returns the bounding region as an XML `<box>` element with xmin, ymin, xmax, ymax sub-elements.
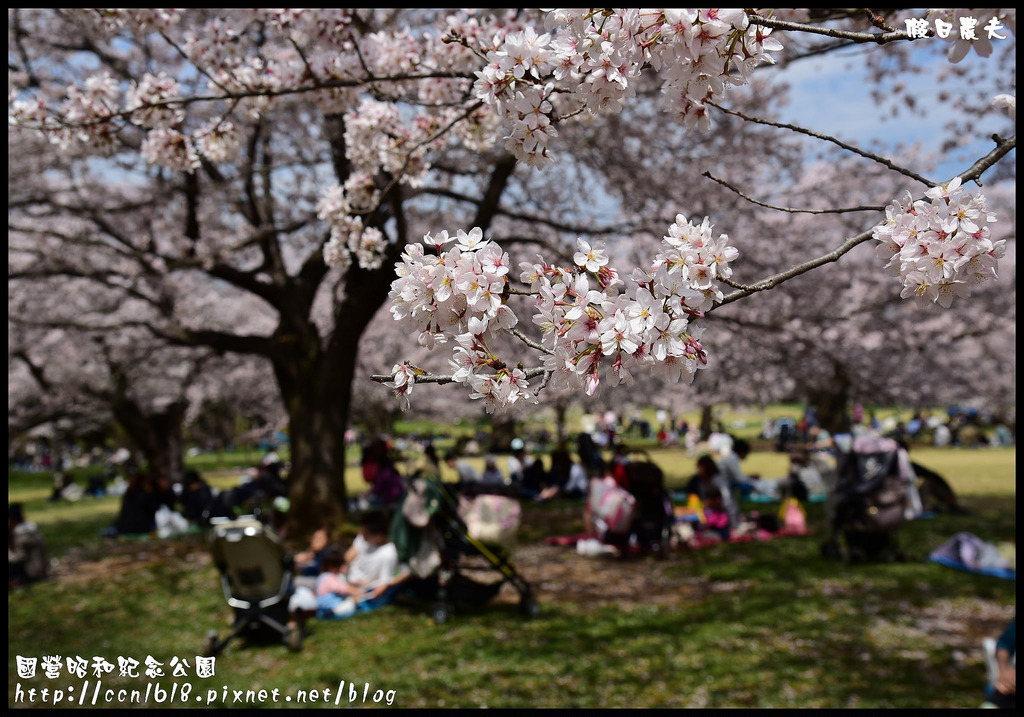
<box><xmin>554</xmin><ymin>401</ymin><xmax>568</xmax><ymax>444</ymax></box>
<box><xmin>110</xmin><ymin>398</ymin><xmax>188</xmax><ymax>483</ymax></box>
<box><xmin>699</xmin><ymin>404</ymin><xmax>715</xmax><ymax>440</ymax></box>
<box><xmin>808</xmin><ymin>364</ymin><xmax>852</xmax><ymax>436</ymax></box>
<box><xmin>273</xmin><ymin>333</ymin><xmax>354</xmax><ymax>537</ymax></box>
<box><xmin>274</xmin><ymin>262</ymin><xmax>397</xmax><ymax>538</ymax></box>
<box><xmin>281</xmin><ymin>381</ymin><xmax>350</xmax><ymax>535</ymax></box>
<box><xmin>489</xmin><ymin>414</ymin><xmax>517</xmax><ymax>452</ymax></box>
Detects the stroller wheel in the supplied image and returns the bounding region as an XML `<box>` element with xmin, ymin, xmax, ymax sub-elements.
<box><xmin>284</xmin><ymin>625</ymin><xmax>303</xmax><ymax>652</ymax></box>
<box><xmin>203</xmin><ymin>630</ymin><xmax>220</xmax><ymax>657</ymax></box>
<box><xmin>431</xmin><ymin>602</ymin><xmax>452</xmax><ymax>625</ymax></box>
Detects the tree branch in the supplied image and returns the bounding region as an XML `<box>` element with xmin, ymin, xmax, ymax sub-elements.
<box><xmin>748</xmin><ymin>13</ymin><xmax>925</xmax><ymax>46</ymax></box>
<box><xmin>715</xmin><ymin>134</ymin><xmax>1016</xmax><ymax>306</ymax></box>
<box><xmin>709</xmin><ymin>101</ymin><xmax>937</xmax><ymax>187</ymax></box>
<box><xmin>701</xmin><ymin>171</ymin><xmax>884</xmax><ymax>214</ymax></box>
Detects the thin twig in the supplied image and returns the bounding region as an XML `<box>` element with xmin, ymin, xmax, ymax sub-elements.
<box><xmin>510</xmin><ymin>327</ymin><xmax>553</xmax><ymax>354</ymax></box>
<box><xmin>713</xmin><ymin>225</ymin><xmax>878</xmax><ymax>309</ymax></box>
<box><xmin>702</xmin><ymin>171</ymin><xmax>884</xmax><ymax>214</ymax></box>
<box><xmin>748</xmin><ymin>14</ymin><xmax>925</xmax><ymax>45</ymax></box>
<box><xmin>709</xmin><ymin>102</ymin><xmax>937</xmax><ymax>187</ymax></box>
<box><xmin>957</xmin><ymin>134</ymin><xmax>1017</xmax><ymax>186</ymax></box>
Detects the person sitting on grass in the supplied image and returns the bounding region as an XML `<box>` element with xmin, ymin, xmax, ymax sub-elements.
<box><xmin>517</xmin><ymin>452</ymin><xmax>548</xmax><ymax>500</ymax></box>
<box><xmin>101</xmin><ymin>471</ymin><xmax>159</xmax><ymax>537</ymax></box>
<box><xmin>343</xmin><ymin>512</ymin><xmax>411</xmax><ymax>608</ymax></box>
<box><xmin>312</xmin><ymin>545</ymin><xmax>359</xmax><ymax>618</ymax></box>
<box><xmin>445</xmin><ymin>450</ymin><xmax>481</xmax><ymax>489</ymax></box>
<box><xmin>288</xmin><ymin>512</ymin><xmax>411</xmax><ymax>625</ymax></box>
<box><xmin>984</xmin><ymin>616</ymin><xmax>1016</xmax><ymax>709</ymax></box>
<box><xmin>538</xmin><ymin>446</ymin><xmax>588</xmax><ymax>501</ymax></box>
<box><xmin>361</xmin><ymin>438</ymin><xmax>406</xmax><ymax>508</ymax></box>
<box><xmin>480</xmin><ymin>455</ymin><xmax>507</xmax><ymax>488</ymax></box>
<box><xmin>9</xmin><ymin>503</ymin><xmax>47</xmax><ymax>590</ymax></box>
<box><xmin>684</xmin><ymin>455</ymin><xmax>720</xmax><ymax>502</ymax></box>
<box><xmin>293</xmin><ymin>526</ymin><xmax>333</xmax><ymax>577</ymax></box>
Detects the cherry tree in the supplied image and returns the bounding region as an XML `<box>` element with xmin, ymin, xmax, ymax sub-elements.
<box><xmin>9</xmin><ymin>9</ymin><xmax>1015</xmax><ymax>528</ymax></box>
<box><xmin>369</xmin><ymin>8</ymin><xmax>1014</xmax><ymax>420</ymax></box>
<box><xmin>9</xmin><ymin>334</ymin><xmax>113</xmax><ymax>447</ymax></box>
<box><xmin>8</xmin><ymin>306</ymin><xmax>280</xmax><ymax>482</ymax></box>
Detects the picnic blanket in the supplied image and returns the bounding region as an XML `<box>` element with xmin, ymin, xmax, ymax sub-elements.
<box><xmin>544</xmin><ymin>526</ymin><xmax>812</xmax><ymax>551</ymax></box>
<box><xmin>928</xmin><ymin>532</ymin><xmax>1016</xmax><ymax>580</ymax></box>
<box><xmin>743</xmin><ymin>493</ymin><xmax>827</xmax><ymax>504</ymax></box>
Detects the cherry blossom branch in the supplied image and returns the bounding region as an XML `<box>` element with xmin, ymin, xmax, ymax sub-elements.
<box><xmin>372</xmin><ymin>129</ymin><xmax>1011</xmax><ymax>406</ymax></box>
<box><xmin>709</xmin><ymin>101</ymin><xmax>937</xmax><ymax>187</ymax></box>
<box><xmin>748</xmin><ymin>13</ymin><xmax>924</xmax><ymax>45</ymax></box>
<box><xmin>369</xmin><ymin>365</ymin><xmax>549</xmax><ymax>385</ymax></box>
<box><xmin>958</xmin><ymin>134</ymin><xmax>1017</xmax><ymax>186</ymax></box>
<box><xmin>716</xmin><ymin>135</ymin><xmax>1015</xmax><ymax>306</ymax></box>
<box><xmin>510</xmin><ymin>327</ymin><xmax>553</xmax><ymax>355</ymax></box>
<box><xmin>19</xmin><ymin>68</ymin><xmax>478</xmax><ymax>133</ymax></box>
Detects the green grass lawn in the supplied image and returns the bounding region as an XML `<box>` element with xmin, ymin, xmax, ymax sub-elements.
<box><xmin>8</xmin><ymin>445</ymin><xmax>1015</xmax><ymax>709</ymax></box>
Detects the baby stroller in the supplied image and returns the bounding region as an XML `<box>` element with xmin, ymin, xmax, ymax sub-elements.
<box><xmin>392</xmin><ymin>477</ymin><xmax>539</xmax><ymax>625</ymax></box>
<box><xmin>205</xmin><ymin>516</ymin><xmax>303</xmax><ymax>655</ymax></box>
<box><xmin>822</xmin><ymin>435</ymin><xmax>913</xmax><ymax>563</ymax></box>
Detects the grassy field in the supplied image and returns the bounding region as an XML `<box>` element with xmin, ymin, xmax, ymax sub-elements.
<box><xmin>8</xmin><ymin>445</ymin><xmax>1015</xmax><ymax>709</ymax></box>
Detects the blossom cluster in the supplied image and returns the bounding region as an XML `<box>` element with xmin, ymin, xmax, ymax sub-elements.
<box><xmin>386</xmin><ymin>228</ymin><xmax>524</xmax><ymax>410</ymax></box>
<box><xmin>318</xmin><ymin>168</ymin><xmax>388</xmax><ymax>272</ymax></box>
<box><xmin>873</xmin><ymin>177</ymin><xmax>1004</xmax><ymax>308</ymax></box>
<box><xmin>385</xmin><ymin>216</ymin><xmax>738</xmax><ymax>411</ymax></box>
<box><xmin>474</xmin><ymin>9</ymin><xmax>783</xmax><ymax>168</ymax></box>
<box><xmin>926</xmin><ymin>9</ymin><xmax>1016</xmax><ymax>63</ymax></box>
<box><xmin>125</xmin><ymin>73</ymin><xmax>185</xmax><ymax>129</ymax></box>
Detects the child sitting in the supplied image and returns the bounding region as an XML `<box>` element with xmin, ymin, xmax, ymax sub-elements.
<box><xmin>313</xmin><ymin>545</ymin><xmax>357</xmax><ymax>618</ymax></box>
<box><xmin>294</xmin><ymin>526</ymin><xmax>332</xmax><ymax>577</ymax></box>
<box><xmin>702</xmin><ymin>488</ymin><xmax>732</xmax><ymax>541</ymax></box>
<box><xmin>342</xmin><ymin>511</ymin><xmax>410</xmax><ymax>609</ymax></box>
<box><xmin>288</xmin><ymin>512</ymin><xmax>411</xmax><ymax>625</ymax></box>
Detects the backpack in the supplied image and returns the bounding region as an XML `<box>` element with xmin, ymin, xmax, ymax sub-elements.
<box><xmin>595</xmin><ymin>483</ymin><xmax>637</xmax><ymax>535</ymax></box>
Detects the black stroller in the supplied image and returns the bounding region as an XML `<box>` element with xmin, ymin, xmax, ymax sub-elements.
<box><xmin>391</xmin><ymin>477</ymin><xmax>539</xmax><ymax>625</ymax></box>
<box><xmin>822</xmin><ymin>435</ymin><xmax>912</xmax><ymax>563</ymax></box>
<box><xmin>205</xmin><ymin>516</ymin><xmax>303</xmax><ymax>655</ymax></box>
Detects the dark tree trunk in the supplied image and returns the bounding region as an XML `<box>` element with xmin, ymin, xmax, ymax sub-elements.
<box><xmin>489</xmin><ymin>414</ymin><xmax>517</xmax><ymax>452</ymax></box>
<box><xmin>273</xmin><ymin>260</ymin><xmax>397</xmax><ymax>538</ymax></box>
<box><xmin>554</xmin><ymin>401</ymin><xmax>569</xmax><ymax>443</ymax></box>
<box><xmin>110</xmin><ymin>396</ymin><xmax>188</xmax><ymax>484</ymax></box>
<box><xmin>699</xmin><ymin>404</ymin><xmax>715</xmax><ymax>440</ymax></box>
<box><xmin>807</xmin><ymin>364</ymin><xmax>852</xmax><ymax>436</ymax></box>
<box><xmin>281</xmin><ymin>385</ymin><xmax>350</xmax><ymax>533</ymax></box>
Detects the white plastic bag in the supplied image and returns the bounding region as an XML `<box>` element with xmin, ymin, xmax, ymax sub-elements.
<box><xmin>459</xmin><ymin>495</ymin><xmax>521</xmax><ymax>546</ymax></box>
<box><xmin>155</xmin><ymin>506</ymin><xmax>190</xmax><ymax>539</ymax></box>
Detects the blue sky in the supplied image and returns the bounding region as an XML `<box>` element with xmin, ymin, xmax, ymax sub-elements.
<box><xmin>766</xmin><ymin>34</ymin><xmax>1015</xmax><ymax>184</ymax></box>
